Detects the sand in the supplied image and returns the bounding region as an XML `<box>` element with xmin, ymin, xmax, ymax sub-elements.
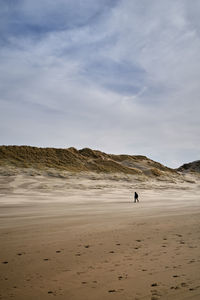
<box><xmin>0</xmin><ymin>169</ymin><xmax>200</xmax><ymax>300</ymax></box>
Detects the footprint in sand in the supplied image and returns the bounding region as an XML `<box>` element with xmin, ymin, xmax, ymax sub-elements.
<box><xmin>151</xmin><ymin>283</ymin><xmax>158</xmax><ymax>287</ymax></box>
<box><xmin>171</xmin><ymin>286</ymin><xmax>180</xmax><ymax>290</ymax></box>
<box><xmin>181</xmin><ymin>282</ymin><xmax>188</xmax><ymax>287</ymax></box>
<box><xmin>76</xmin><ymin>271</ymin><xmax>85</xmax><ymax>275</ymax></box>
<box><xmin>108</xmin><ymin>290</ymin><xmax>116</xmax><ymax>293</ymax></box>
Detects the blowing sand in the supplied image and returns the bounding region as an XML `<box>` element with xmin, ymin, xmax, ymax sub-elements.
<box><xmin>0</xmin><ymin>169</ymin><xmax>200</xmax><ymax>300</ymax></box>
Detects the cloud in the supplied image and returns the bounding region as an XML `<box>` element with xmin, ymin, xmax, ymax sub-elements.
<box><xmin>0</xmin><ymin>0</ymin><xmax>116</xmax><ymax>39</ymax></box>
<box><xmin>0</xmin><ymin>0</ymin><xmax>200</xmax><ymax>167</ymax></box>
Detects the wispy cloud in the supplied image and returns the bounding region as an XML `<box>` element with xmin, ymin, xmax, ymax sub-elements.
<box><xmin>0</xmin><ymin>0</ymin><xmax>200</xmax><ymax>167</ymax></box>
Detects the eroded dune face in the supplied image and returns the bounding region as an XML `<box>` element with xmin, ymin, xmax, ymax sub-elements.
<box><xmin>0</xmin><ymin>163</ymin><xmax>199</xmax><ymax>208</ymax></box>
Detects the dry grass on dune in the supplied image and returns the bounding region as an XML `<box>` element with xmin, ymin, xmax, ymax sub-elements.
<box><xmin>0</xmin><ymin>145</ymin><xmax>87</xmax><ymax>171</ymax></box>
<box><xmin>0</xmin><ymin>145</ymin><xmax>178</xmax><ymax>178</ymax></box>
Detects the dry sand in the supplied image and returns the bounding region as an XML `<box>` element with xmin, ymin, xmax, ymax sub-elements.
<box><xmin>0</xmin><ymin>169</ymin><xmax>200</xmax><ymax>300</ymax></box>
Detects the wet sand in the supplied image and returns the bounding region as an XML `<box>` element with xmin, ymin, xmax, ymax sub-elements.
<box><xmin>0</xmin><ymin>171</ymin><xmax>200</xmax><ymax>299</ymax></box>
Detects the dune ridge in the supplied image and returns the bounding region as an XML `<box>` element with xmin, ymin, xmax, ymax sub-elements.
<box><xmin>0</xmin><ymin>145</ymin><xmax>178</xmax><ymax>178</ymax></box>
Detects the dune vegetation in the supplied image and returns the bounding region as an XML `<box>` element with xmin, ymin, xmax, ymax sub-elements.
<box><xmin>0</xmin><ymin>145</ymin><xmax>179</xmax><ymax>178</ymax></box>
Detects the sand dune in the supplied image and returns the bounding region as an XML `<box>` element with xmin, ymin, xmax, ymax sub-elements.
<box><xmin>0</xmin><ymin>145</ymin><xmax>179</xmax><ymax>178</ymax></box>
<box><xmin>0</xmin><ymin>167</ymin><xmax>200</xmax><ymax>300</ymax></box>
<box><xmin>178</xmin><ymin>160</ymin><xmax>200</xmax><ymax>174</ymax></box>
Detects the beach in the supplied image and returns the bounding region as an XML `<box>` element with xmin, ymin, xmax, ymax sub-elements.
<box><xmin>0</xmin><ymin>170</ymin><xmax>200</xmax><ymax>299</ymax></box>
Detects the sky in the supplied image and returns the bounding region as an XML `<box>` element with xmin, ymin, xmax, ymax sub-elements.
<box><xmin>0</xmin><ymin>0</ymin><xmax>200</xmax><ymax>168</ymax></box>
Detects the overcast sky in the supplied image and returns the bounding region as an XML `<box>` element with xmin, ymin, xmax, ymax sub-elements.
<box><xmin>0</xmin><ymin>0</ymin><xmax>200</xmax><ymax>167</ymax></box>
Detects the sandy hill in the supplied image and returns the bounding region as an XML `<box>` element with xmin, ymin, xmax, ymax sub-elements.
<box><xmin>0</xmin><ymin>145</ymin><xmax>178</xmax><ymax>178</ymax></box>
<box><xmin>177</xmin><ymin>160</ymin><xmax>200</xmax><ymax>173</ymax></box>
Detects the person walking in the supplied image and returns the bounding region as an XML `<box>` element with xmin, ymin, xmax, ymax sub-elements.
<box><xmin>134</xmin><ymin>192</ymin><xmax>139</xmax><ymax>203</ymax></box>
